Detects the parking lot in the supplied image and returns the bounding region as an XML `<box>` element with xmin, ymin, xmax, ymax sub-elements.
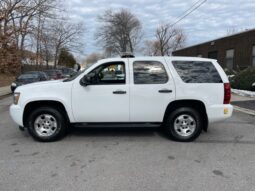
<box><xmin>0</xmin><ymin>95</ymin><xmax>255</xmax><ymax>191</ymax></box>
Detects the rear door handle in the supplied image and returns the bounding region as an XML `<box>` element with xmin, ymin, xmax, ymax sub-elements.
<box><xmin>113</xmin><ymin>90</ymin><xmax>127</xmax><ymax>94</ymax></box>
<box><xmin>158</xmin><ymin>89</ymin><xmax>172</xmax><ymax>93</ymax></box>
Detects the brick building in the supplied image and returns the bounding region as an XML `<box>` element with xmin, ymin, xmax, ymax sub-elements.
<box><xmin>173</xmin><ymin>29</ymin><xmax>255</xmax><ymax>70</ymax></box>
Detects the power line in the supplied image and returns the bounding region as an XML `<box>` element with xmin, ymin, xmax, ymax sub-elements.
<box><xmin>170</xmin><ymin>0</ymin><xmax>207</xmax><ymax>27</ymax></box>
<box><xmin>173</xmin><ymin>0</ymin><xmax>205</xmax><ymax>21</ymax></box>
<box><xmin>145</xmin><ymin>0</ymin><xmax>207</xmax><ymax>39</ymax></box>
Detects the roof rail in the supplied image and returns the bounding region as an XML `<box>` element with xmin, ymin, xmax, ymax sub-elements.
<box><xmin>120</xmin><ymin>52</ymin><xmax>135</xmax><ymax>58</ymax></box>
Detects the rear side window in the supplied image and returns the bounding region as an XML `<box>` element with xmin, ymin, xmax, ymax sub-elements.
<box><xmin>172</xmin><ymin>61</ymin><xmax>222</xmax><ymax>83</ymax></box>
<box><xmin>133</xmin><ymin>61</ymin><xmax>168</xmax><ymax>84</ymax></box>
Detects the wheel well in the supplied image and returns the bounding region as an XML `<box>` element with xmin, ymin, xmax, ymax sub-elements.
<box><xmin>23</xmin><ymin>100</ymin><xmax>70</xmax><ymax>127</ymax></box>
<box><xmin>163</xmin><ymin>100</ymin><xmax>208</xmax><ymax>131</ymax></box>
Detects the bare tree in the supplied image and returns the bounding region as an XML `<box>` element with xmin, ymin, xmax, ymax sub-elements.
<box><xmin>0</xmin><ymin>0</ymin><xmax>22</xmax><ymax>49</ymax></box>
<box><xmin>226</xmin><ymin>27</ymin><xmax>238</xmax><ymax>35</ymax></box>
<box><xmin>143</xmin><ymin>40</ymin><xmax>160</xmax><ymax>56</ymax></box>
<box><xmin>95</xmin><ymin>9</ymin><xmax>142</xmax><ymax>55</ymax></box>
<box><xmin>143</xmin><ymin>24</ymin><xmax>185</xmax><ymax>56</ymax></box>
<box><xmin>49</xmin><ymin>20</ymin><xmax>85</xmax><ymax>68</ymax></box>
<box><xmin>156</xmin><ymin>24</ymin><xmax>185</xmax><ymax>56</ymax></box>
<box><xmin>1</xmin><ymin>0</ymin><xmax>55</xmax><ymax>52</ymax></box>
<box><xmin>0</xmin><ymin>0</ymin><xmax>58</xmax><ymax>73</ymax></box>
<box><xmin>40</xmin><ymin>27</ymin><xmax>53</xmax><ymax>67</ymax></box>
<box><xmin>83</xmin><ymin>52</ymin><xmax>104</xmax><ymax>67</ymax></box>
<box><xmin>0</xmin><ymin>0</ymin><xmax>86</xmax><ymax>73</ymax></box>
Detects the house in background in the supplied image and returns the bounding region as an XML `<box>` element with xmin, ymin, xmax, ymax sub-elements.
<box><xmin>173</xmin><ymin>29</ymin><xmax>255</xmax><ymax>70</ymax></box>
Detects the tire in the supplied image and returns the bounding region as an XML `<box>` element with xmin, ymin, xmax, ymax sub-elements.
<box><xmin>164</xmin><ymin>107</ymin><xmax>203</xmax><ymax>142</ymax></box>
<box><xmin>26</xmin><ymin>107</ymin><xmax>67</xmax><ymax>142</ymax></box>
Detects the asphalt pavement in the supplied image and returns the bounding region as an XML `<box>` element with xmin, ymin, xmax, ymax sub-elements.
<box><xmin>232</xmin><ymin>100</ymin><xmax>255</xmax><ymax>111</ymax></box>
<box><xmin>0</xmin><ymin>95</ymin><xmax>255</xmax><ymax>191</ymax></box>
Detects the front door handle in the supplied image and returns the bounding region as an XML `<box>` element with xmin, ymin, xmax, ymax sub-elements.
<box><xmin>113</xmin><ymin>90</ymin><xmax>127</xmax><ymax>94</ymax></box>
<box><xmin>158</xmin><ymin>89</ymin><xmax>172</xmax><ymax>93</ymax></box>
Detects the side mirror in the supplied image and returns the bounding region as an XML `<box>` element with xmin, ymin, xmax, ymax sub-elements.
<box><xmin>80</xmin><ymin>75</ymin><xmax>91</xmax><ymax>86</ymax></box>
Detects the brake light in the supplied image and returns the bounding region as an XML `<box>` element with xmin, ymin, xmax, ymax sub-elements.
<box><xmin>224</xmin><ymin>83</ymin><xmax>231</xmax><ymax>104</ymax></box>
<box><xmin>57</xmin><ymin>74</ymin><xmax>62</xmax><ymax>79</ymax></box>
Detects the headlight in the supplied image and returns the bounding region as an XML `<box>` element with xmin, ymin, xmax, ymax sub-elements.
<box><xmin>11</xmin><ymin>82</ymin><xmax>17</xmax><ymax>87</ymax></box>
<box><xmin>13</xmin><ymin>93</ymin><xmax>20</xmax><ymax>105</ymax></box>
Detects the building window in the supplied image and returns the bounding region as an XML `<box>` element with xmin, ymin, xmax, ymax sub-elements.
<box><xmin>252</xmin><ymin>46</ymin><xmax>255</xmax><ymax>67</ymax></box>
<box><xmin>208</xmin><ymin>51</ymin><xmax>218</xmax><ymax>60</ymax></box>
<box><xmin>197</xmin><ymin>54</ymin><xmax>202</xmax><ymax>58</ymax></box>
<box><xmin>226</xmin><ymin>49</ymin><xmax>234</xmax><ymax>69</ymax></box>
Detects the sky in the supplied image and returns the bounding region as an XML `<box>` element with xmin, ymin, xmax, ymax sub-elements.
<box><xmin>63</xmin><ymin>0</ymin><xmax>255</xmax><ymax>57</ymax></box>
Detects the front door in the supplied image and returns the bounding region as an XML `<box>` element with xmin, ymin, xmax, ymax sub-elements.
<box><xmin>72</xmin><ymin>61</ymin><xmax>129</xmax><ymax>122</ymax></box>
<box><xmin>129</xmin><ymin>58</ymin><xmax>175</xmax><ymax>122</ymax></box>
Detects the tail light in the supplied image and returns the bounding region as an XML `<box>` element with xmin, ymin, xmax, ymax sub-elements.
<box><xmin>57</xmin><ymin>74</ymin><xmax>62</xmax><ymax>79</ymax></box>
<box><xmin>224</xmin><ymin>83</ymin><xmax>231</xmax><ymax>104</ymax></box>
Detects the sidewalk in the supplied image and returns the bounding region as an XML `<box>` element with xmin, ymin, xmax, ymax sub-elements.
<box><xmin>231</xmin><ymin>93</ymin><xmax>255</xmax><ymax>102</ymax></box>
<box><xmin>0</xmin><ymin>86</ymin><xmax>11</xmax><ymax>97</ymax></box>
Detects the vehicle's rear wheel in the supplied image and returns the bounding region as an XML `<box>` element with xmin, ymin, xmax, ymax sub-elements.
<box><xmin>164</xmin><ymin>107</ymin><xmax>203</xmax><ymax>142</ymax></box>
<box><xmin>27</xmin><ymin>107</ymin><xmax>67</xmax><ymax>142</ymax></box>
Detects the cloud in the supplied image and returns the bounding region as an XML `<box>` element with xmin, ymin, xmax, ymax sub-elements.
<box><xmin>64</xmin><ymin>0</ymin><xmax>255</xmax><ymax>55</ymax></box>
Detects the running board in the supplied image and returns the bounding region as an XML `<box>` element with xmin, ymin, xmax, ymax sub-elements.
<box><xmin>72</xmin><ymin>122</ymin><xmax>162</xmax><ymax>128</ymax></box>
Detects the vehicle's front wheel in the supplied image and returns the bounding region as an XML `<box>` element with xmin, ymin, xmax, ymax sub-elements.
<box><xmin>27</xmin><ymin>107</ymin><xmax>67</xmax><ymax>142</ymax></box>
<box><xmin>164</xmin><ymin>107</ymin><xmax>203</xmax><ymax>142</ymax></box>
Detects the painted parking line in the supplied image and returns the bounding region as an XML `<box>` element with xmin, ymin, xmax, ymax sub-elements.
<box><xmin>233</xmin><ymin>105</ymin><xmax>255</xmax><ymax>116</ymax></box>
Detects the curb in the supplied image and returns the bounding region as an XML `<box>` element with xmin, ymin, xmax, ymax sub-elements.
<box><xmin>0</xmin><ymin>86</ymin><xmax>12</xmax><ymax>98</ymax></box>
<box><xmin>233</xmin><ymin>105</ymin><xmax>255</xmax><ymax>116</ymax></box>
<box><xmin>0</xmin><ymin>93</ymin><xmax>12</xmax><ymax>100</ymax></box>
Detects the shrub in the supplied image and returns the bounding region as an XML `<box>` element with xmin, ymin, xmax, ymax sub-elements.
<box><xmin>230</xmin><ymin>67</ymin><xmax>255</xmax><ymax>91</ymax></box>
<box><xmin>224</xmin><ymin>68</ymin><xmax>237</xmax><ymax>76</ymax></box>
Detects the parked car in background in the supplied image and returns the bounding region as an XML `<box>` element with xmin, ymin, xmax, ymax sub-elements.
<box><xmin>44</xmin><ymin>69</ymin><xmax>63</xmax><ymax>80</ymax></box>
<box><xmin>61</xmin><ymin>68</ymin><xmax>77</xmax><ymax>78</ymax></box>
<box><xmin>25</xmin><ymin>71</ymin><xmax>49</xmax><ymax>81</ymax></box>
<box><xmin>11</xmin><ymin>71</ymin><xmax>48</xmax><ymax>92</ymax></box>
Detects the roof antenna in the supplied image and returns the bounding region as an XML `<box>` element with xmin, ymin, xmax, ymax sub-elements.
<box><xmin>120</xmin><ymin>52</ymin><xmax>135</xmax><ymax>58</ymax></box>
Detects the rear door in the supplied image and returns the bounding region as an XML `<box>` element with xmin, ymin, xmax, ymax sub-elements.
<box><xmin>129</xmin><ymin>58</ymin><xmax>176</xmax><ymax>122</ymax></box>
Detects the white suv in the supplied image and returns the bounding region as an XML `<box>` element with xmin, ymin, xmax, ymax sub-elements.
<box><xmin>10</xmin><ymin>56</ymin><xmax>233</xmax><ymax>142</ymax></box>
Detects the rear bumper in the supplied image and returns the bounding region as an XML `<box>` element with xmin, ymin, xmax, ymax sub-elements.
<box><xmin>207</xmin><ymin>104</ymin><xmax>233</xmax><ymax>123</ymax></box>
<box><xmin>9</xmin><ymin>104</ymin><xmax>24</xmax><ymax>127</ymax></box>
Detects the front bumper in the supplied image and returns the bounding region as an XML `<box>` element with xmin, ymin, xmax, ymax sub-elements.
<box><xmin>9</xmin><ymin>104</ymin><xmax>24</xmax><ymax>127</ymax></box>
<box><xmin>207</xmin><ymin>104</ymin><xmax>233</xmax><ymax>123</ymax></box>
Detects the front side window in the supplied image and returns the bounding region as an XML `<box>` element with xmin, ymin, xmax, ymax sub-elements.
<box><xmin>172</xmin><ymin>61</ymin><xmax>222</xmax><ymax>83</ymax></box>
<box><xmin>226</xmin><ymin>49</ymin><xmax>234</xmax><ymax>69</ymax></box>
<box><xmin>133</xmin><ymin>61</ymin><xmax>168</xmax><ymax>84</ymax></box>
<box><xmin>87</xmin><ymin>62</ymin><xmax>125</xmax><ymax>84</ymax></box>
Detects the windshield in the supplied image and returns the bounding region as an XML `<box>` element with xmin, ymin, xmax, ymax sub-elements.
<box><xmin>63</xmin><ymin>65</ymin><xmax>93</xmax><ymax>82</ymax></box>
<box><xmin>18</xmin><ymin>74</ymin><xmax>39</xmax><ymax>80</ymax></box>
<box><xmin>44</xmin><ymin>70</ymin><xmax>56</xmax><ymax>76</ymax></box>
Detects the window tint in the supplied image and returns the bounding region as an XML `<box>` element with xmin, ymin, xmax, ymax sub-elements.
<box><xmin>18</xmin><ymin>74</ymin><xmax>39</xmax><ymax>80</ymax></box>
<box><xmin>133</xmin><ymin>61</ymin><xmax>168</xmax><ymax>84</ymax></box>
<box><xmin>172</xmin><ymin>61</ymin><xmax>222</xmax><ymax>83</ymax></box>
<box><xmin>88</xmin><ymin>62</ymin><xmax>125</xmax><ymax>84</ymax></box>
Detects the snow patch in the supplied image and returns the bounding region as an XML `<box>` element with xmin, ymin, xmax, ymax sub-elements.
<box><xmin>232</xmin><ymin>89</ymin><xmax>255</xmax><ymax>97</ymax></box>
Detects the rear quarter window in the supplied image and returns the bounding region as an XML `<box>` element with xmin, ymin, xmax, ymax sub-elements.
<box><xmin>172</xmin><ymin>61</ymin><xmax>222</xmax><ymax>83</ymax></box>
